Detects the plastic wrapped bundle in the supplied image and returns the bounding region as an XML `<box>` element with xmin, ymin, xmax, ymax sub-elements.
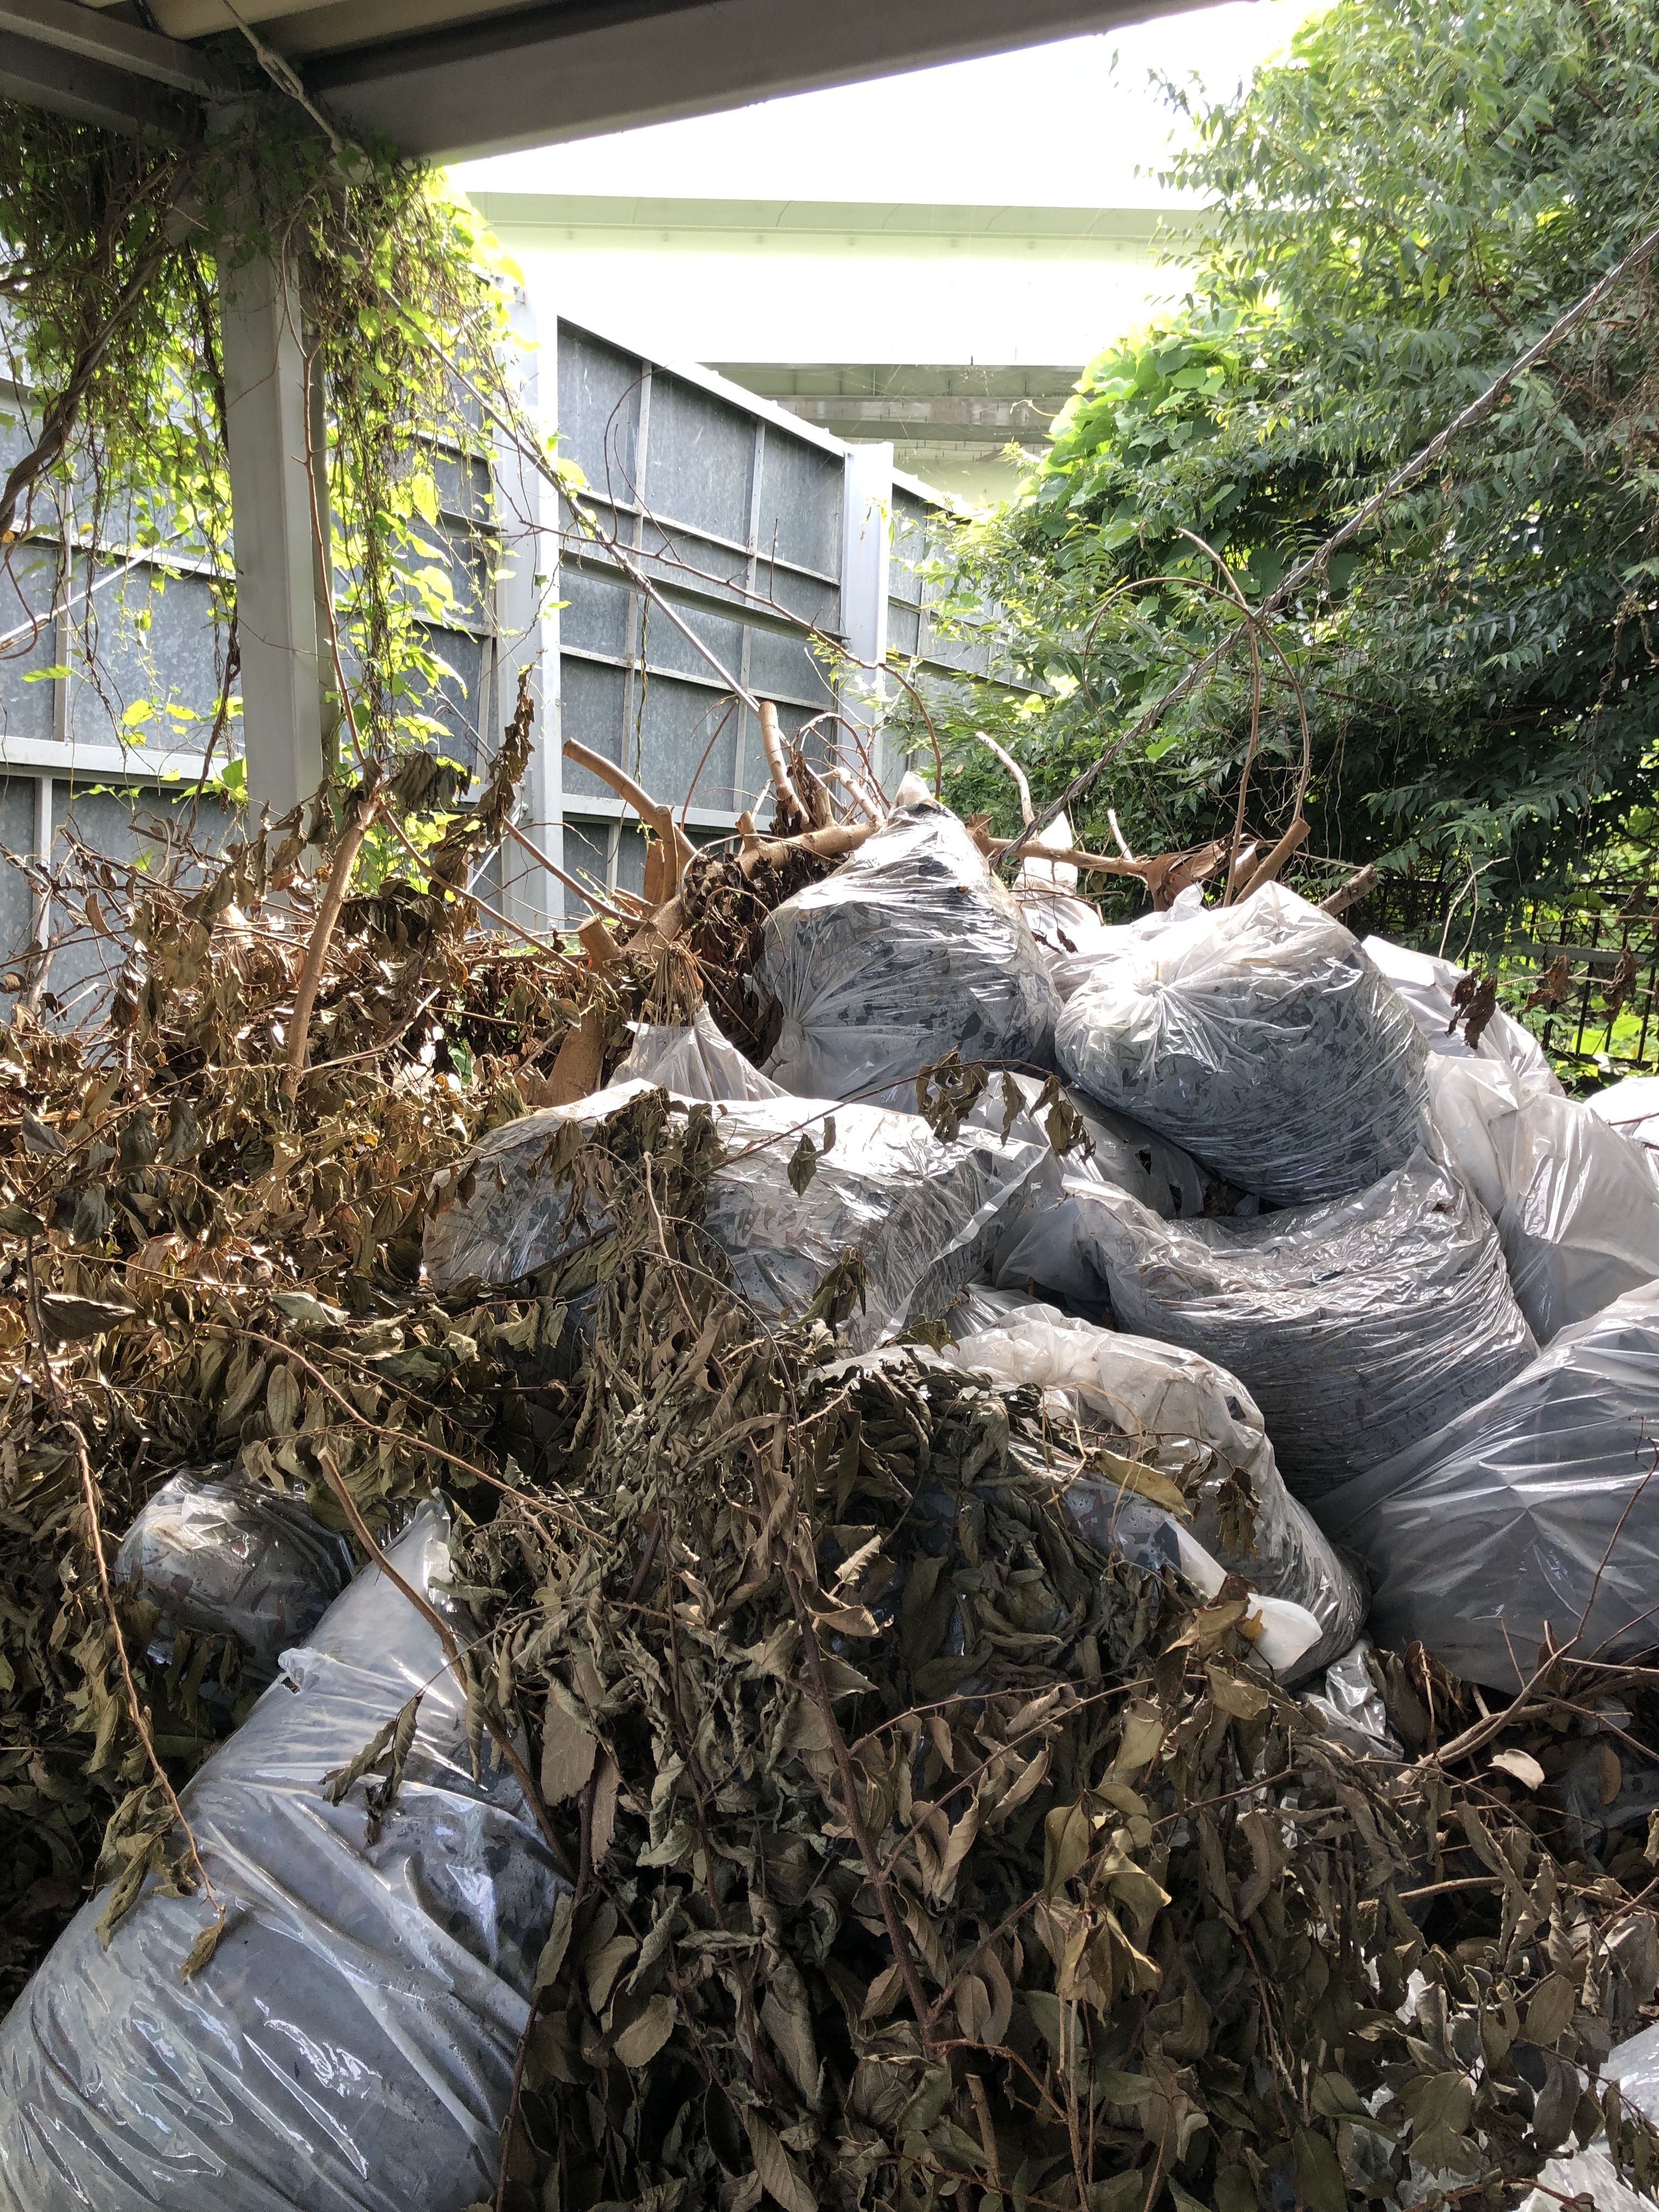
<box><xmin>1429</xmin><ymin>1054</ymin><xmax>1659</xmax><ymax>1341</ymax></box>
<box><xmin>1056</xmin><ymin>883</ymin><xmax>1429</xmax><ymax>1204</ymax></box>
<box><xmin>614</xmin><ymin>1007</ymin><xmax>781</xmax><ymax>1103</ymax></box>
<box><xmin>1319</xmin><ymin>1282</ymin><xmax>1659</xmax><ymax>1691</ymax></box>
<box><xmin>964</xmin><ymin>1073</ymin><xmax>1248</xmax><ymax>1309</ymax></box>
<box><xmin>755</xmin><ymin>798</ymin><xmax>1060</xmax><ymax>1107</ymax></box>
<box><xmin>1362</xmin><ymin>934</ymin><xmax>1561</xmax><ymax>1097</ymax></box>
<box><xmin>937</xmin><ymin>1295</ymin><xmax>1365</xmax><ymax>1678</ymax></box>
<box><xmin>0</xmin><ymin>1506</ymin><xmax>565</xmax><ymax>2212</ymax></box>
<box><xmin>114</xmin><ymin>1469</ymin><xmax>355</xmax><ymax>1690</ymax></box>
<box><xmin>1074</xmin><ymin>1149</ymin><xmax>1537</xmax><ymax>1502</ymax></box>
<box><xmin>425</xmin><ymin>1081</ymin><xmax>1047</xmax><ymax>1353</ymax></box>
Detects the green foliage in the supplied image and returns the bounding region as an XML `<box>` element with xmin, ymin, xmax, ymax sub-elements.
<box><xmin>957</xmin><ymin>0</ymin><xmax>1659</xmax><ymax>909</ymax></box>
<box><xmin>0</xmin><ymin>90</ymin><xmax>522</xmax><ymax>806</ymax></box>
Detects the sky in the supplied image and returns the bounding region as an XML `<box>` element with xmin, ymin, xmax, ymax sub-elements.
<box><xmin>450</xmin><ymin>0</ymin><xmax>1327</xmax><ymax>210</ymax></box>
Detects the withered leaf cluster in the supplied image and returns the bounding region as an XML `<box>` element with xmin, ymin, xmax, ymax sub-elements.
<box><xmin>2</xmin><ymin>764</ymin><xmax>1658</xmax><ymax>2212</ymax></box>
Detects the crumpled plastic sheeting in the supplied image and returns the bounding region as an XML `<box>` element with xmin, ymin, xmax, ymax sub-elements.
<box><xmin>1428</xmin><ymin>1054</ymin><xmax>1659</xmax><ymax>1341</ymax></box>
<box><xmin>1514</xmin><ymin>2001</ymin><xmax>1659</xmax><ymax>2211</ymax></box>
<box><xmin>755</xmin><ymin>799</ymin><xmax>1060</xmax><ymax>1107</ymax></box>
<box><xmin>614</xmin><ymin>1008</ymin><xmax>782</xmax><ymax>1103</ymax></box>
<box><xmin>0</xmin><ymin>1506</ymin><xmax>565</xmax><ymax>2212</ymax></box>
<box><xmin>424</xmin><ymin>1081</ymin><xmax>1047</xmax><ymax>1354</ymax></box>
<box><xmin>114</xmin><ymin>1468</ymin><xmax>354</xmax><ymax>1689</ymax></box>
<box><xmin>1300</xmin><ymin>1638</ymin><xmax>1401</xmax><ymax>1758</ymax></box>
<box><xmin>966</xmin><ymin>1073</ymin><xmax>1246</xmax><ymax>1309</ymax></box>
<box><xmin>1588</xmin><ymin>1071</ymin><xmax>1659</xmax><ymax>1154</ymax></box>
<box><xmin>936</xmin><ymin>1296</ymin><xmax>1365</xmax><ymax>1678</ymax></box>
<box><xmin>1362</xmin><ymin>934</ymin><xmax>1562</xmax><ymax>1097</ymax></box>
<box><xmin>1056</xmin><ymin>883</ymin><xmax>1429</xmax><ymax>1204</ymax></box>
<box><xmin>1318</xmin><ymin>1281</ymin><xmax>1659</xmax><ymax>1690</ymax></box>
<box><xmin>1074</xmin><ymin>1148</ymin><xmax>1536</xmax><ymax>1502</ymax></box>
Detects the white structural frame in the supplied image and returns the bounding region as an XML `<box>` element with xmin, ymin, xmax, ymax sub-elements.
<box><xmin>221</xmin><ymin>245</ymin><xmax>326</xmax><ymax>823</ymax></box>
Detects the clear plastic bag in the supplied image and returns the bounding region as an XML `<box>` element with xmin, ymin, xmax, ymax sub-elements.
<box><xmin>1588</xmin><ymin>1071</ymin><xmax>1659</xmax><ymax>1154</ymax></box>
<box><xmin>1318</xmin><ymin>1280</ymin><xmax>1659</xmax><ymax>1690</ymax></box>
<box><xmin>1055</xmin><ymin>883</ymin><xmax>1428</xmax><ymax>1204</ymax></box>
<box><xmin>0</xmin><ymin>1505</ymin><xmax>565</xmax><ymax>2212</ymax></box>
<box><xmin>425</xmin><ymin>1081</ymin><xmax>1048</xmax><ymax>1354</ymax></box>
<box><xmin>114</xmin><ymin>1468</ymin><xmax>355</xmax><ymax>1690</ymax></box>
<box><xmin>964</xmin><ymin>1073</ymin><xmax>1247</xmax><ymax>1309</ymax></box>
<box><xmin>614</xmin><ymin>1007</ymin><xmax>782</xmax><ymax>1103</ymax></box>
<box><xmin>1300</xmin><ymin>1638</ymin><xmax>1400</xmax><ymax>1757</ymax></box>
<box><xmin>1361</xmin><ymin>934</ymin><xmax>1561</xmax><ymax>1097</ymax></box>
<box><xmin>1074</xmin><ymin>1148</ymin><xmax>1536</xmax><ymax>1502</ymax></box>
<box><xmin>1039</xmin><ymin>881</ymin><xmax>1204</xmax><ymax>1003</ymax></box>
<box><xmin>936</xmin><ymin>1295</ymin><xmax>1365</xmax><ymax>1678</ymax></box>
<box><xmin>755</xmin><ymin>798</ymin><xmax>1060</xmax><ymax>1108</ymax></box>
<box><xmin>1427</xmin><ymin>1054</ymin><xmax>1659</xmax><ymax>1341</ymax></box>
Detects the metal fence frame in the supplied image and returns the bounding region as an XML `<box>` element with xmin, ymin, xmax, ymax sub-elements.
<box><xmin>0</xmin><ymin>298</ymin><xmax>1023</xmax><ymax>969</ymax></box>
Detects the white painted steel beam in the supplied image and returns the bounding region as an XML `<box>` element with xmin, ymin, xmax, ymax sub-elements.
<box><xmin>309</xmin><ymin>0</ymin><xmax>1200</xmax><ymax>164</ymax></box>
<box><xmin>839</xmin><ymin>439</ymin><xmax>894</xmax><ymax>792</ymax></box>
<box><xmin>493</xmin><ymin>289</ymin><xmax>565</xmax><ymax>935</ymax></box>
<box><xmin>221</xmin><ymin>247</ymin><xmax>326</xmax><ymax>823</ymax></box>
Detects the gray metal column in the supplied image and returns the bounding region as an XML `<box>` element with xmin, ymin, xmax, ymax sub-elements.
<box><xmin>494</xmin><ymin>289</ymin><xmax>565</xmax><ymax>933</ymax></box>
<box><xmin>221</xmin><ymin>246</ymin><xmax>325</xmax><ymax>821</ymax></box>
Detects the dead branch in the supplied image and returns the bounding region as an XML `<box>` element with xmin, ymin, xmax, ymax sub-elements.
<box><xmin>976</xmin><ymin>732</ymin><xmax>1034</xmax><ymax>825</ymax></box>
<box><xmin>1319</xmin><ymin>863</ymin><xmax>1378</xmax><ymax>918</ymax></box>
<box><xmin>283</xmin><ymin>785</ymin><xmax>383</xmax><ymax>1101</ymax></box>
<box><xmin>562</xmin><ymin>739</ymin><xmax>695</xmax><ymax>888</ymax></box>
<box><xmin>501</xmin><ymin>816</ymin><xmax>627</xmax><ymax>922</ymax></box>
<box><xmin>758</xmin><ymin>701</ymin><xmax>802</xmax><ymax>816</ymax></box>
<box><xmin>1237</xmin><ymin>819</ymin><xmax>1311</xmax><ymax>900</ymax></box>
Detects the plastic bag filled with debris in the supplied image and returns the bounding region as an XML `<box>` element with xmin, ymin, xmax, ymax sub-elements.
<box><xmin>613</xmin><ymin>1006</ymin><xmax>782</xmax><ymax>1103</ymax></box>
<box><xmin>1074</xmin><ymin>1148</ymin><xmax>1537</xmax><ymax>1502</ymax></box>
<box><xmin>1041</xmin><ymin>880</ymin><xmax>1207</xmax><ymax>1004</ymax></box>
<box><xmin>1362</xmin><ymin>934</ymin><xmax>1561</xmax><ymax>1097</ymax></box>
<box><xmin>1056</xmin><ymin>882</ymin><xmax>1428</xmax><ymax>1204</ymax></box>
<box><xmin>755</xmin><ymin>795</ymin><xmax>1060</xmax><ymax>1107</ymax></box>
<box><xmin>1318</xmin><ymin>1280</ymin><xmax>1659</xmax><ymax>1689</ymax></box>
<box><xmin>1428</xmin><ymin>1054</ymin><xmax>1659</xmax><ymax>1341</ymax></box>
<box><xmin>936</xmin><ymin>1294</ymin><xmax>1365</xmax><ymax>1677</ymax></box>
<box><xmin>425</xmin><ymin>1080</ymin><xmax>1047</xmax><ymax>1353</ymax></box>
<box><xmin>964</xmin><ymin>1072</ymin><xmax>1249</xmax><ymax>1310</ymax></box>
<box><xmin>114</xmin><ymin>1468</ymin><xmax>355</xmax><ymax>1691</ymax></box>
<box><xmin>0</xmin><ymin>1505</ymin><xmax>565</xmax><ymax>2212</ymax></box>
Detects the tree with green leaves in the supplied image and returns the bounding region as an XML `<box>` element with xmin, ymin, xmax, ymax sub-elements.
<box><xmin>941</xmin><ymin>0</ymin><xmax>1659</xmax><ymax>922</ymax></box>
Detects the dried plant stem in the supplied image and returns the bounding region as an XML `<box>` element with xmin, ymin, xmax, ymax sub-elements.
<box><xmin>22</xmin><ymin>1246</ymin><xmax>221</xmax><ymax>1931</ymax></box>
<box><xmin>758</xmin><ymin>700</ymin><xmax>802</xmax><ymax>815</ymax></box>
<box><xmin>562</xmin><ymin>736</ymin><xmax>694</xmax><ymax>885</ymax></box>
<box><xmin>282</xmin><ymin>786</ymin><xmax>382</xmax><ymax>1100</ymax></box>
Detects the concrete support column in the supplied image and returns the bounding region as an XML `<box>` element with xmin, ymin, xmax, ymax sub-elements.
<box><xmin>221</xmin><ymin>246</ymin><xmax>325</xmax><ymax>821</ymax></box>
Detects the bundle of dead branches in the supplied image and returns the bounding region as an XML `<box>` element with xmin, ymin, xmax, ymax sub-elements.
<box><xmin>2</xmin><ymin>705</ymin><xmax>1658</xmax><ymax>2212</ymax></box>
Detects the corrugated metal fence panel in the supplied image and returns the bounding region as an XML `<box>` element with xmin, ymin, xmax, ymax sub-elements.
<box><xmin>551</xmin><ymin>320</ymin><xmax>848</xmax><ymax>916</ymax></box>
